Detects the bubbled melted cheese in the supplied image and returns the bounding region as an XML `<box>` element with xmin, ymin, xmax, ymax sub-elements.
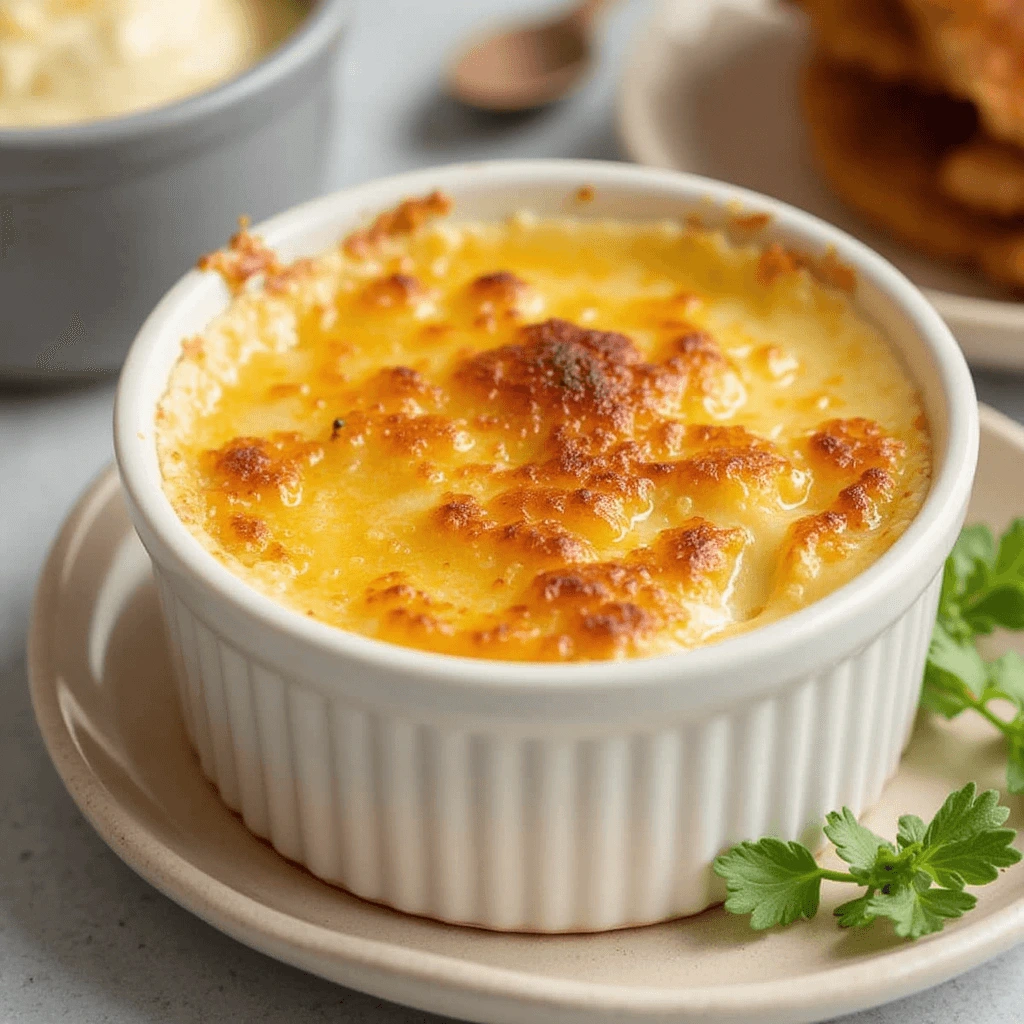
<box><xmin>156</xmin><ymin>196</ymin><xmax>932</xmax><ymax>662</ymax></box>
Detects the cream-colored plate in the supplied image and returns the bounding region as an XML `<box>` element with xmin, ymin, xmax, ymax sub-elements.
<box><xmin>27</xmin><ymin>405</ymin><xmax>1024</xmax><ymax>1024</ymax></box>
<box><xmin>617</xmin><ymin>0</ymin><xmax>1024</xmax><ymax>372</ymax></box>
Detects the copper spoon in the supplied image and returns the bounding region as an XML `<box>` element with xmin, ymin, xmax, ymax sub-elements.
<box><xmin>448</xmin><ymin>0</ymin><xmax>615</xmax><ymax>112</ymax></box>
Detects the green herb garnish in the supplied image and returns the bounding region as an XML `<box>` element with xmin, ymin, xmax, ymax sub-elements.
<box><xmin>713</xmin><ymin>783</ymin><xmax>1020</xmax><ymax>938</ymax></box>
<box><xmin>716</xmin><ymin>520</ymin><xmax>1024</xmax><ymax>938</ymax></box>
<box><xmin>923</xmin><ymin>521</ymin><xmax>1024</xmax><ymax>793</ymax></box>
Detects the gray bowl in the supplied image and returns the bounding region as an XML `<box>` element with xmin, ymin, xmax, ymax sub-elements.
<box><xmin>0</xmin><ymin>0</ymin><xmax>348</xmax><ymax>381</ymax></box>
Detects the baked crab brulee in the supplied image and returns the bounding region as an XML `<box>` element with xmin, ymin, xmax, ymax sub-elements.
<box><xmin>156</xmin><ymin>193</ymin><xmax>932</xmax><ymax>663</ymax></box>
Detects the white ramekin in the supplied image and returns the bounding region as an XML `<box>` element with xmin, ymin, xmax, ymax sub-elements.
<box><xmin>114</xmin><ymin>160</ymin><xmax>979</xmax><ymax>933</ymax></box>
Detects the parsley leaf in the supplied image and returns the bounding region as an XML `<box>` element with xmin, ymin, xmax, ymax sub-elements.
<box><xmin>833</xmin><ymin>893</ymin><xmax>876</xmax><ymax>928</ymax></box>
<box><xmin>924</xmin><ymin>520</ymin><xmax>1024</xmax><ymax>793</ymax></box>
<box><xmin>823</xmin><ymin>807</ymin><xmax>890</xmax><ymax>878</ymax></box>
<box><xmin>864</xmin><ymin>883</ymin><xmax>977</xmax><ymax>939</ymax></box>
<box><xmin>966</xmin><ymin>587</ymin><xmax>1024</xmax><ymax>635</ymax></box>
<box><xmin>897</xmin><ymin>813</ymin><xmax>927</xmax><ymax>848</ymax></box>
<box><xmin>996</xmin><ymin>521</ymin><xmax>1024</xmax><ymax>578</ymax></box>
<box><xmin>956</xmin><ymin>520</ymin><xmax>1024</xmax><ymax>635</ymax></box>
<box><xmin>950</xmin><ymin>524</ymin><xmax>995</xmax><ymax>582</ymax></box>
<box><xmin>714</xmin><ymin>784</ymin><xmax>1019</xmax><ymax>939</ymax></box>
<box><xmin>714</xmin><ymin>838</ymin><xmax>823</xmax><ymax>929</ymax></box>
<box><xmin>1007</xmin><ymin>729</ymin><xmax>1024</xmax><ymax>795</ymax></box>
<box><xmin>922</xmin><ymin>624</ymin><xmax>987</xmax><ymax>717</ymax></box>
<box><xmin>915</xmin><ymin>784</ymin><xmax>1018</xmax><ymax>888</ymax></box>
<box><xmin>986</xmin><ymin>651</ymin><xmax>1024</xmax><ymax>709</ymax></box>
<box><xmin>923</xmin><ymin>783</ymin><xmax>1008</xmax><ymax>843</ymax></box>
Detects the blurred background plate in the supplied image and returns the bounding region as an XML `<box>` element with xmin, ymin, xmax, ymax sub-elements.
<box><xmin>617</xmin><ymin>0</ymin><xmax>1024</xmax><ymax>372</ymax></box>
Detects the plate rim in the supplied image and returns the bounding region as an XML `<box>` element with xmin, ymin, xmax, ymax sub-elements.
<box><xmin>614</xmin><ymin>0</ymin><xmax>1024</xmax><ymax>369</ymax></box>
<box><xmin>27</xmin><ymin>406</ymin><xmax>1024</xmax><ymax>1024</ymax></box>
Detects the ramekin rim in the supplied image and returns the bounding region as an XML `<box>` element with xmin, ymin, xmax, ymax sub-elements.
<box><xmin>114</xmin><ymin>158</ymin><xmax>979</xmax><ymax>689</ymax></box>
<box><xmin>0</xmin><ymin>0</ymin><xmax>348</xmax><ymax>148</ymax></box>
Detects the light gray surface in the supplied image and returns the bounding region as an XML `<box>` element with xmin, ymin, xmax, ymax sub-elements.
<box><xmin>3</xmin><ymin>1</ymin><xmax>1024</xmax><ymax>1020</ymax></box>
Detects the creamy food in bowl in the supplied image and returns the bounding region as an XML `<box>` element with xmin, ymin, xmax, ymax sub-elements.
<box><xmin>115</xmin><ymin>161</ymin><xmax>977</xmax><ymax>932</ymax></box>
<box><xmin>0</xmin><ymin>0</ymin><xmax>345</xmax><ymax>380</ymax></box>
<box><xmin>157</xmin><ymin>197</ymin><xmax>932</xmax><ymax>662</ymax></box>
<box><xmin>0</xmin><ymin>0</ymin><xmax>306</xmax><ymax>127</ymax></box>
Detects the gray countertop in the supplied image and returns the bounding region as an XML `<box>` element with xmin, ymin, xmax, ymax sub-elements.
<box><xmin>4</xmin><ymin>1</ymin><xmax>1024</xmax><ymax>1020</ymax></box>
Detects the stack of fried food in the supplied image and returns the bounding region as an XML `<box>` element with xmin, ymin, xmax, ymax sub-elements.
<box><xmin>793</xmin><ymin>0</ymin><xmax>1024</xmax><ymax>289</ymax></box>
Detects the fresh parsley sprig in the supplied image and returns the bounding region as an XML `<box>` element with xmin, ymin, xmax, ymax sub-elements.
<box><xmin>716</xmin><ymin>520</ymin><xmax>1024</xmax><ymax>938</ymax></box>
<box><xmin>713</xmin><ymin>783</ymin><xmax>1020</xmax><ymax>939</ymax></box>
<box><xmin>924</xmin><ymin>520</ymin><xmax>1024</xmax><ymax>793</ymax></box>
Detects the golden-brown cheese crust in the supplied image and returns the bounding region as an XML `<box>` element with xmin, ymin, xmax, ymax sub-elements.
<box><xmin>197</xmin><ymin>219</ymin><xmax>284</xmax><ymax>292</ymax></box>
<box><xmin>158</xmin><ymin>196</ymin><xmax>932</xmax><ymax>661</ymax></box>
<box><xmin>343</xmin><ymin>190</ymin><xmax>453</xmax><ymax>258</ymax></box>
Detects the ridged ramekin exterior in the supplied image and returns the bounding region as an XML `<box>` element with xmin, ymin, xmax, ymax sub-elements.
<box><xmin>153</xmin><ymin>566</ymin><xmax>942</xmax><ymax>932</ymax></box>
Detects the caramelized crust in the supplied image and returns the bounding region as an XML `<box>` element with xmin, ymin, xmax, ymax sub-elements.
<box><xmin>756</xmin><ymin>243</ymin><xmax>858</xmax><ymax>293</ymax></box>
<box><xmin>213</xmin><ymin>436</ymin><xmax>305</xmax><ymax>491</ymax></box>
<box><xmin>809</xmin><ymin>417</ymin><xmax>906</xmax><ymax>475</ymax></box>
<box><xmin>362</xmin><ymin>273</ymin><xmax>426</xmax><ymax>308</ymax></box>
<box><xmin>468</xmin><ymin>270</ymin><xmax>528</xmax><ymax>304</ymax></box>
<box><xmin>343</xmin><ymin>191</ymin><xmax>453</xmax><ymax>257</ymax></box>
<box><xmin>198</xmin><ymin>218</ymin><xmax>283</xmax><ymax>292</ymax></box>
<box><xmin>456</xmin><ymin>319</ymin><xmax>743</xmax><ymax>433</ymax></box>
<box><xmin>457</xmin><ymin>318</ymin><xmax>640</xmax><ymax>423</ymax></box>
<box><xmin>161</xmin><ymin>201</ymin><xmax>931</xmax><ymax>661</ymax></box>
<box><xmin>775</xmin><ymin>467</ymin><xmax>898</xmax><ymax>602</ymax></box>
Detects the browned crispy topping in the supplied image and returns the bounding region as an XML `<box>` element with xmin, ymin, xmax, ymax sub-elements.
<box><xmin>214</xmin><ymin>437</ymin><xmax>284</xmax><ymax>487</ymax></box>
<box><xmin>265</xmin><ymin>257</ymin><xmax>317</xmax><ymax>294</ymax></box>
<box><xmin>230</xmin><ymin>513</ymin><xmax>270</xmax><ymax>547</ymax></box>
<box><xmin>343</xmin><ymin>190</ymin><xmax>453</xmax><ymax>258</ymax></box>
<box><xmin>817</xmin><ymin>247</ymin><xmax>857</xmax><ymax>293</ymax></box>
<box><xmin>362</xmin><ymin>273</ymin><xmax>425</xmax><ymax>308</ymax></box>
<box><xmin>456</xmin><ymin>318</ymin><xmax>739</xmax><ymax>434</ymax></box>
<box><xmin>353</xmin><ymin>366</ymin><xmax>446</xmax><ymax>414</ymax></box>
<box><xmin>756</xmin><ymin>242</ymin><xmax>856</xmax><ymax>292</ymax></box>
<box><xmin>181</xmin><ymin>337</ymin><xmax>204</xmax><ymax>360</ymax></box>
<box><xmin>581</xmin><ymin>601</ymin><xmax>656</xmax><ymax>643</ymax></box>
<box><xmin>458</xmin><ymin>318</ymin><xmax>637</xmax><ymax>417</ymax></box>
<box><xmin>536</xmin><ymin>562</ymin><xmax>651</xmax><ymax>602</ymax></box>
<box><xmin>673</xmin><ymin>446</ymin><xmax>789</xmax><ymax>487</ymax></box>
<box><xmin>810</xmin><ymin>418</ymin><xmax>906</xmax><ymax>474</ymax></box>
<box><xmin>209</xmin><ymin>434</ymin><xmax>320</xmax><ymax>494</ymax></box>
<box><xmin>491</xmin><ymin>485</ymin><xmax>630</xmax><ymax>540</ymax></box>
<box><xmin>198</xmin><ymin>217</ymin><xmax>283</xmax><ymax>291</ymax></box>
<box><xmin>505</xmin><ymin>517</ymin><xmax>748</xmax><ymax>657</ymax></box>
<box><xmin>499</xmin><ymin>519</ymin><xmax>594</xmax><ymax>564</ymax></box>
<box><xmin>434</xmin><ymin>494</ymin><xmax>494</xmax><ymax>538</ymax></box>
<box><xmin>731</xmin><ymin>211</ymin><xmax>773</xmax><ymax>231</ymax></box>
<box><xmin>469</xmin><ymin>270</ymin><xmax>528</xmax><ymax>301</ymax></box>
<box><xmin>781</xmin><ymin>467</ymin><xmax>897</xmax><ymax>579</ymax></box>
<box><xmin>649</xmin><ymin>520</ymin><xmax>747</xmax><ymax>580</ymax></box>
<box><xmin>756</xmin><ymin>243</ymin><xmax>811</xmax><ymax>286</ymax></box>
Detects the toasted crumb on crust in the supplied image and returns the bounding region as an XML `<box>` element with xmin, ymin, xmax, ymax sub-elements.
<box><xmin>756</xmin><ymin>242</ymin><xmax>857</xmax><ymax>293</ymax></box>
<box><xmin>198</xmin><ymin>218</ymin><xmax>283</xmax><ymax>291</ymax></box>
<box><xmin>730</xmin><ymin>211</ymin><xmax>773</xmax><ymax>232</ymax></box>
<box><xmin>343</xmin><ymin>191</ymin><xmax>453</xmax><ymax>258</ymax></box>
<box><xmin>809</xmin><ymin>418</ymin><xmax>906</xmax><ymax>474</ymax></box>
